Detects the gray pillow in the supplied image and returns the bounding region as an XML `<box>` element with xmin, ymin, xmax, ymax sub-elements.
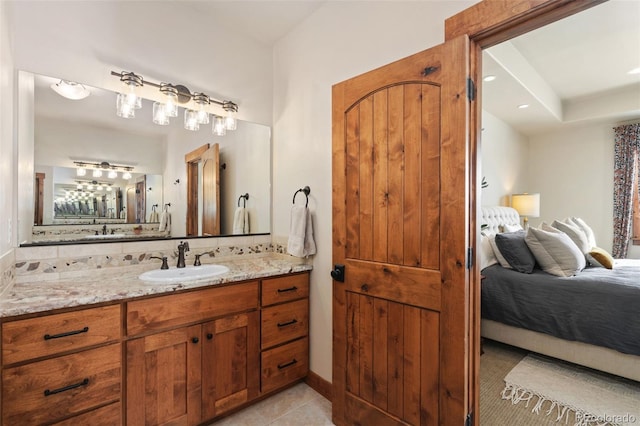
<box><xmin>495</xmin><ymin>230</ymin><xmax>536</xmax><ymax>273</ymax></box>
<box><xmin>525</xmin><ymin>225</ymin><xmax>586</xmax><ymax>277</ymax></box>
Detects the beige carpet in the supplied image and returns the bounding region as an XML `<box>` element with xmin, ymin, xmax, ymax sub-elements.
<box><xmin>480</xmin><ymin>340</ymin><xmax>640</xmax><ymax>426</ymax></box>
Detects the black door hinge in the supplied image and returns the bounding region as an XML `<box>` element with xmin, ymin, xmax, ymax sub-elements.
<box><xmin>465</xmin><ymin>411</ymin><xmax>473</xmax><ymax>426</ymax></box>
<box><xmin>466</xmin><ymin>247</ymin><xmax>473</xmax><ymax>270</ymax></box>
<box><xmin>467</xmin><ymin>77</ymin><xmax>476</xmax><ymax>102</ymax></box>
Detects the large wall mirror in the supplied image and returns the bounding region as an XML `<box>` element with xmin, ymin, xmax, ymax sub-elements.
<box><xmin>20</xmin><ymin>71</ymin><xmax>271</xmax><ymax>245</ymax></box>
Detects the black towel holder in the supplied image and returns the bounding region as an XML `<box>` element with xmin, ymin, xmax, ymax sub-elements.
<box><xmin>292</xmin><ymin>186</ymin><xmax>311</xmax><ymax>207</ymax></box>
<box><xmin>237</xmin><ymin>193</ymin><xmax>249</xmax><ymax>207</ymax></box>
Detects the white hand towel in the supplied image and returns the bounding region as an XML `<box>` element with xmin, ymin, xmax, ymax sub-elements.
<box><xmin>287</xmin><ymin>205</ymin><xmax>307</xmax><ymax>257</ymax></box>
<box><xmin>158</xmin><ymin>211</ymin><xmax>171</xmax><ymax>233</ymax></box>
<box><xmin>303</xmin><ymin>209</ymin><xmax>316</xmax><ymax>256</ymax></box>
<box><xmin>233</xmin><ymin>207</ymin><xmax>246</xmax><ymax>234</ymax></box>
<box><xmin>243</xmin><ymin>208</ymin><xmax>250</xmax><ymax>234</ymax></box>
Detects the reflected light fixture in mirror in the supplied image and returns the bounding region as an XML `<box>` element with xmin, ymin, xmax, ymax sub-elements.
<box><xmin>160</xmin><ymin>83</ymin><xmax>179</xmax><ymax>117</ymax></box>
<box><xmin>184</xmin><ymin>109</ymin><xmax>200</xmax><ymax>131</ymax></box>
<box><xmin>152</xmin><ymin>101</ymin><xmax>169</xmax><ymax>125</ymax></box>
<box><xmin>213</xmin><ymin>116</ymin><xmax>226</xmax><ymax>136</ymax></box>
<box><xmin>51</xmin><ymin>80</ymin><xmax>91</xmax><ymax>100</ymax></box>
<box><xmin>193</xmin><ymin>93</ymin><xmax>210</xmax><ymax>125</ymax></box>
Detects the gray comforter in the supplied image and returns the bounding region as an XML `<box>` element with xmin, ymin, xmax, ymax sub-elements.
<box><xmin>481</xmin><ymin>259</ymin><xmax>640</xmax><ymax>356</ymax></box>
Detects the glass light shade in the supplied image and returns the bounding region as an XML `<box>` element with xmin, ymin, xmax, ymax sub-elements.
<box><xmin>76</xmin><ymin>167</ymin><xmax>86</xmax><ymax>176</ymax></box>
<box><xmin>153</xmin><ymin>102</ymin><xmax>170</xmax><ymax>125</ymax></box>
<box><xmin>225</xmin><ymin>111</ymin><xmax>237</xmax><ymax>130</ymax></box>
<box><xmin>196</xmin><ymin>108</ymin><xmax>210</xmax><ymax>125</ymax></box>
<box><xmin>92</xmin><ymin>169</ymin><xmax>102</xmax><ymax>178</ymax></box>
<box><xmin>122</xmin><ymin>171</ymin><xmax>132</xmax><ymax>180</ymax></box>
<box><xmin>108</xmin><ymin>170</ymin><xmax>118</xmax><ymax>179</ymax></box>
<box><xmin>125</xmin><ymin>82</ymin><xmax>142</xmax><ymax>109</ymax></box>
<box><xmin>212</xmin><ymin>116</ymin><xmax>226</xmax><ymax>136</ymax></box>
<box><xmin>96</xmin><ymin>184</ymin><xmax>103</xmax><ymax>190</ymax></box>
<box><xmin>184</xmin><ymin>109</ymin><xmax>200</xmax><ymax>131</ymax></box>
<box><xmin>77</xmin><ymin>184</ymin><xmax>83</xmax><ymax>190</ymax></box>
<box><xmin>116</xmin><ymin>93</ymin><xmax>136</xmax><ymax>118</ymax></box>
<box><xmin>50</xmin><ymin>80</ymin><xmax>90</xmax><ymax>100</ymax></box>
<box><xmin>86</xmin><ymin>185</ymin><xmax>93</xmax><ymax>191</ymax></box>
<box><xmin>160</xmin><ymin>84</ymin><xmax>179</xmax><ymax>117</ymax></box>
<box><xmin>106</xmin><ymin>186</ymin><xmax>112</xmax><ymax>192</ymax></box>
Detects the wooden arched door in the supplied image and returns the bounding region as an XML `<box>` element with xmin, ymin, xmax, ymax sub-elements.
<box><xmin>332</xmin><ymin>35</ymin><xmax>472</xmax><ymax>425</ymax></box>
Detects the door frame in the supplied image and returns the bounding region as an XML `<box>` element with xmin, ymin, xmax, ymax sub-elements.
<box><xmin>444</xmin><ymin>0</ymin><xmax>605</xmax><ymax>422</ymax></box>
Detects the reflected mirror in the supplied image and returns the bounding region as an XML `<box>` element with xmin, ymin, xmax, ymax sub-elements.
<box><xmin>21</xmin><ymin>72</ymin><xmax>271</xmax><ymax>245</ymax></box>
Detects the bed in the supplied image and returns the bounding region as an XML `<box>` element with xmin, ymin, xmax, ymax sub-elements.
<box><xmin>480</xmin><ymin>206</ymin><xmax>640</xmax><ymax>382</ymax></box>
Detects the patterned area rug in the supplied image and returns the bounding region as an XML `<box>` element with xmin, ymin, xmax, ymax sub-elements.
<box><xmin>502</xmin><ymin>354</ymin><xmax>640</xmax><ymax>426</ymax></box>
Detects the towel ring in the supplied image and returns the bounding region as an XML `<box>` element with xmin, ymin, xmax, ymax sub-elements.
<box><xmin>292</xmin><ymin>186</ymin><xmax>311</xmax><ymax>208</ymax></box>
<box><xmin>237</xmin><ymin>193</ymin><xmax>249</xmax><ymax>207</ymax></box>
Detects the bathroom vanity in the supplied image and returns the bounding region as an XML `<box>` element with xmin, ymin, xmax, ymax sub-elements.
<box><xmin>0</xmin><ymin>256</ymin><xmax>310</xmax><ymax>425</ymax></box>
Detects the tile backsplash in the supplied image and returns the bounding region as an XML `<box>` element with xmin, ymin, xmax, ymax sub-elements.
<box><xmin>15</xmin><ymin>235</ymin><xmax>287</xmax><ymax>283</ymax></box>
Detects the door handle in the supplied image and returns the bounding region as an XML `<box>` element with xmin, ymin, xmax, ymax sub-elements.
<box><xmin>330</xmin><ymin>264</ymin><xmax>345</xmax><ymax>282</ymax></box>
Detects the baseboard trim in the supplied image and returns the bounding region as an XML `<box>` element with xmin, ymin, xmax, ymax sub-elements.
<box><xmin>305</xmin><ymin>371</ymin><xmax>332</xmax><ymax>401</ymax></box>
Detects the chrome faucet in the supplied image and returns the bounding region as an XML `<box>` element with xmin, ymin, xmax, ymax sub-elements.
<box><xmin>102</xmin><ymin>224</ymin><xmax>107</xmax><ymax>235</ymax></box>
<box><xmin>177</xmin><ymin>241</ymin><xmax>190</xmax><ymax>268</ymax></box>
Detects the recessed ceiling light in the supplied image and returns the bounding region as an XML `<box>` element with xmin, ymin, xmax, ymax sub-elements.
<box><xmin>483</xmin><ymin>75</ymin><xmax>497</xmax><ymax>82</ymax></box>
<box><xmin>628</xmin><ymin>67</ymin><xmax>640</xmax><ymax>75</ymax></box>
<box><xmin>518</xmin><ymin>104</ymin><xmax>529</xmax><ymax>109</ymax></box>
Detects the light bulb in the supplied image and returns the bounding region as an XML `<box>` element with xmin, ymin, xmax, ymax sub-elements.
<box><xmin>223</xmin><ymin>102</ymin><xmax>237</xmax><ymax>130</ymax></box>
<box><xmin>184</xmin><ymin>109</ymin><xmax>200</xmax><ymax>131</ymax></box>
<box><xmin>76</xmin><ymin>167</ymin><xmax>86</xmax><ymax>177</ymax></box>
<box><xmin>93</xmin><ymin>169</ymin><xmax>102</xmax><ymax>178</ymax></box>
<box><xmin>96</xmin><ymin>184</ymin><xmax>103</xmax><ymax>190</ymax></box>
<box><xmin>122</xmin><ymin>171</ymin><xmax>132</xmax><ymax>180</ymax></box>
<box><xmin>87</xmin><ymin>185</ymin><xmax>93</xmax><ymax>191</ymax></box>
<box><xmin>106</xmin><ymin>186</ymin><xmax>112</xmax><ymax>192</ymax></box>
<box><xmin>213</xmin><ymin>116</ymin><xmax>226</xmax><ymax>136</ymax></box>
<box><xmin>77</xmin><ymin>184</ymin><xmax>83</xmax><ymax>190</ymax></box>
<box><xmin>108</xmin><ymin>170</ymin><xmax>118</xmax><ymax>179</ymax></box>
<box><xmin>193</xmin><ymin>93</ymin><xmax>210</xmax><ymax>125</ymax></box>
<box><xmin>153</xmin><ymin>102</ymin><xmax>169</xmax><ymax>125</ymax></box>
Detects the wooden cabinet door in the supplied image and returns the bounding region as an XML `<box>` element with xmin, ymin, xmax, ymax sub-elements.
<box><xmin>201</xmin><ymin>311</ymin><xmax>259</xmax><ymax>420</ymax></box>
<box><xmin>332</xmin><ymin>35</ymin><xmax>471</xmax><ymax>425</ymax></box>
<box><xmin>126</xmin><ymin>325</ymin><xmax>202</xmax><ymax>426</ymax></box>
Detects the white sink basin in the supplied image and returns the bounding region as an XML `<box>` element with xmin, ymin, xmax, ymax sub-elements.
<box><xmin>84</xmin><ymin>233</ymin><xmax>126</xmax><ymax>239</ymax></box>
<box><xmin>138</xmin><ymin>264</ymin><xmax>230</xmax><ymax>283</ymax></box>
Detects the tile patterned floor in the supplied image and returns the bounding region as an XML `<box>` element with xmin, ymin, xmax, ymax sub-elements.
<box><xmin>209</xmin><ymin>383</ymin><xmax>334</xmax><ymax>426</ymax></box>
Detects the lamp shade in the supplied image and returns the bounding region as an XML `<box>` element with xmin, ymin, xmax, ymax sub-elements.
<box><xmin>511</xmin><ymin>193</ymin><xmax>540</xmax><ymax>217</ymax></box>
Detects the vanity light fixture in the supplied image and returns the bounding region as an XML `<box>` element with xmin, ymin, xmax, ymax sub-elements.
<box><xmin>111</xmin><ymin>70</ymin><xmax>239</xmax><ymax>134</ymax></box>
<box><xmin>73</xmin><ymin>160</ymin><xmax>134</xmax><ymax>179</ymax></box>
<box><xmin>51</xmin><ymin>80</ymin><xmax>91</xmax><ymax>100</ymax></box>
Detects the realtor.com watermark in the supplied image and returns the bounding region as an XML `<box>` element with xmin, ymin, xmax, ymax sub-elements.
<box><xmin>576</xmin><ymin>413</ymin><xmax>638</xmax><ymax>424</ymax></box>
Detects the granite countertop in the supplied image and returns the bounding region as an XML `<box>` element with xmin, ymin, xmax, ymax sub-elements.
<box><xmin>0</xmin><ymin>253</ymin><xmax>312</xmax><ymax>318</ymax></box>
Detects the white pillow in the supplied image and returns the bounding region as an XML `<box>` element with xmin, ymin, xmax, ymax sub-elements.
<box><xmin>488</xmin><ymin>234</ymin><xmax>512</xmax><ymax>269</ymax></box>
<box><xmin>480</xmin><ymin>234</ymin><xmax>498</xmax><ymax>271</ymax></box>
<box><xmin>525</xmin><ymin>224</ymin><xmax>586</xmax><ymax>277</ymax></box>
<box><xmin>551</xmin><ymin>219</ymin><xmax>590</xmax><ymax>254</ymax></box>
<box><xmin>570</xmin><ymin>217</ymin><xmax>597</xmax><ymax>249</ymax></box>
<box><xmin>503</xmin><ymin>223</ymin><xmax>523</xmax><ymax>232</ymax></box>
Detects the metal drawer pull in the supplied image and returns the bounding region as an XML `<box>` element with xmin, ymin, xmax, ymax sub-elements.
<box><xmin>277</xmin><ymin>359</ymin><xmax>298</xmax><ymax>370</ymax></box>
<box><xmin>277</xmin><ymin>286</ymin><xmax>298</xmax><ymax>293</ymax></box>
<box><xmin>277</xmin><ymin>319</ymin><xmax>298</xmax><ymax>328</ymax></box>
<box><xmin>44</xmin><ymin>378</ymin><xmax>89</xmax><ymax>396</ymax></box>
<box><xmin>44</xmin><ymin>326</ymin><xmax>89</xmax><ymax>340</ymax></box>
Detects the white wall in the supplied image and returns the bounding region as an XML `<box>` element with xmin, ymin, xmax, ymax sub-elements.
<box><xmin>0</xmin><ymin>0</ymin><xmax>15</xmax><ymax>254</ymax></box>
<box><xmin>272</xmin><ymin>0</ymin><xmax>478</xmax><ymax>383</ymax></box>
<box><xmin>528</xmin><ymin>122</ymin><xmax>617</xmax><ymax>254</ymax></box>
<box><xmin>480</xmin><ymin>111</ymin><xmax>530</xmax><ymax>207</ymax></box>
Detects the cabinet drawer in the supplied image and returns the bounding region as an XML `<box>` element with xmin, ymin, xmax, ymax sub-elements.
<box><xmin>261</xmin><ymin>337</ymin><xmax>308</xmax><ymax>394</ymax></box>
<box><xmin>261</xmin><ymin>299</ymin><xmax>308</xmax><ymax>350</ymax></box>
<box><xmin>127</xmin><ymin>281</ymin><xmax>259</xmax><ymax>336</ymax></box>
<box><xmin>261</xmin><ymin>273</ymin><xmax>309</xmax><ymax>306</ymax></box>
<box><xmin>2</xmin><ymin>343</ymin><xmax>121</xmax><ymax>426</ymax></box>
<box><xmin>52</xmin><ymin>401</ymin><xmax>121</xmax><ymax>426</ymax></box>
<box><xmin>2</xmin><ymin>304</ymin><xmax>121</xmax><ymax>365</ymax></box>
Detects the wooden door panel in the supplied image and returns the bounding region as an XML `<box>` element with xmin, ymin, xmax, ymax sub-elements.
<box><xmin>344</xmin><ymin>84</ymin><xmax>441</xmax><ymax>268</ymax></box>
<box><xmin>127</xmin><ymin>325</ymin><xmax>201</xmax><ymax>426</ymax></box>
<box><xmin>345</xmin><ymin>259</ymin><xmax>441</xmax><ymax>311</ymax></box>
<box><xmin>334</xmin><ymin>35</ymin><xmax>470</xmax><ymax>426</ymax></box>
<box><xmin>345</xmin><ymin>292</ymin><xmax>439</xmax><ymax>425</ymax></box>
